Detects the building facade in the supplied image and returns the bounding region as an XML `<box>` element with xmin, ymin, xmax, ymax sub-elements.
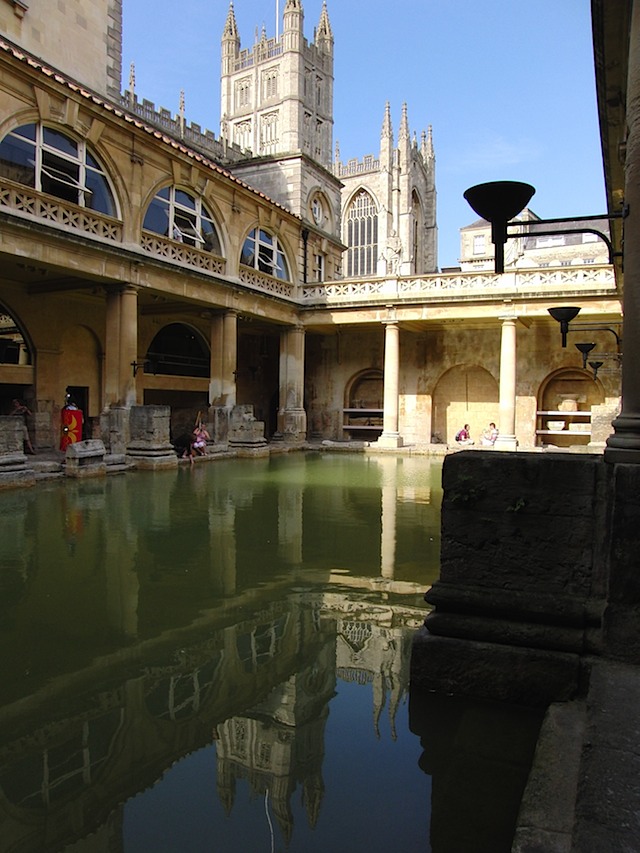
<box><xmin>0</xmin><ymin>0</ymin><xmax>622</xmax><ymax>465</ymax></box>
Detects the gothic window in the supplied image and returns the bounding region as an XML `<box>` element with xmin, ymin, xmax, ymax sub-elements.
<box><xmin>235</xmin><ymin>77</ymin><xmax>251</xmax><ymax>109</ymax></box>
<box><xmin>234</xmin><ymin>120</ymin><xmax>252</xmax><ymax>151</ymax></box>
<box><xmin>262</xmin><ymin>68</ymin><xmax>278</xmax><ymax>100</ymax></box>
<box><xmin>0</xmin><ymin>122</ymin><xmax>116</xmax><ymax>215</ymax></box>
<box><xmin>143</xmin><ymin>186</ymin><xmax>222</xmax><ymax>254</ymax></box>
<box><xmin>240</xmin><ymin>228</ymin><xmax>290</xmax><ymax>280</ymax></box>
<box><xmin>412</xmin><ymin>190</ymin><xmax>423</xmax><ymax>274</ymax></box>
<box><xmin>315</xmin><ymin>119</ymin><xmax>323</xmax><ymax>158</ymax></box>
<box><xmin>260</xmin><ymin>112</ymin><xmax>278</xmax><ymax>155</ymax></box>
<box><xmin>345</xmin><ymin>190</ymin><xmax>378</xmax><ymax>277</ymax></box>
<box><xmin>316</xmin><ymin>75</ymin><xmax>322</xmax><ymax>108</ymax></box>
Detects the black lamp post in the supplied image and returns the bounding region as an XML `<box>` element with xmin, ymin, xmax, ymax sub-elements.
<box><xmin>548</xmin><ymin>306</ymin><xmax>581</xmax><ymax>347</ymax></box>
<box><xmin>463</xmin><ymin>181</ymin><xmax>536</xmax><ymax>273</ymax></box>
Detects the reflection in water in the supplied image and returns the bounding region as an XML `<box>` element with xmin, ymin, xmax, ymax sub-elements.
<box><xmin>0</xmin><ymin>452</ymin><xmax>535</xmax><ymax>852</ymax></box>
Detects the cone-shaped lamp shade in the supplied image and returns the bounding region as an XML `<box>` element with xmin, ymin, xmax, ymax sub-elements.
<box><xmin>463</xmin><ymin>181</ymin><xmax>536</xmax><ymax>273</ymax></box>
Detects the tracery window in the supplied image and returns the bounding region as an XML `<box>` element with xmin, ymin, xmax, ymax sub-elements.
<box><xmin>143</xmin><ymin>186</ymin><xmax>222</xmax><ymax>253</ymax></box>
<box><xmin>345</xmin><ymin>189</ymin><xmax>378</xmax><ymax>277</ymax></box>
<box><xmin>263</xmin><ymin>68</ymin><xmax>278</xmax><ymax>99</ymax></box>
<box><xmin>0</xmin><ymin>122</ymin><xmax>116</xmax><ymax>215</ymax></box>
<box><xmin>234</xmin><ymin>120</ymin><xmax>252</xmax><ymax>151</ymax></box>
<box><xmin>260</xmin><ymin>112</ymin><xmax>278</xmax><ymax>155</ymax></box>
<box><xmin>240</xmin><ymin>228</ymin><xmax>290</xmax><ymax>280</ymax></box>
<box><xmin>235</xmin><ymin>77</ymin><xmax>251</xmax><ymax>109</ymax></box>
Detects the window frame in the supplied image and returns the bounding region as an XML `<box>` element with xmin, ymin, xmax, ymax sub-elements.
<box><xmin>143</xmin><ymin>185</ymin><xmax>222</xmax><ymax>254</ymax></box>
<box><xmin>0</xmin><ymin>122</ymin><xmax>117</xmax><ymax>216</ymax></box>
<box><xmin>240</xmin><ymin>228</ymin><xmax>291</xmax><ymax>281</ymax></box>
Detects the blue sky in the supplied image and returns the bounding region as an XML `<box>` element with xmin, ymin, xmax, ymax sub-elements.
<box><xmin>122</xmin><ymin>1</ymin><xmax>606</xmax><ymax>269</ymax></box>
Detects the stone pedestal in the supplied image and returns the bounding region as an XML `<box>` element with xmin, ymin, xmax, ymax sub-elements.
<box><xmin>126</xmin><ymin>406</ymin><xmax>177</xmax><ymax>470</ymax></box>
<box><xmin>228</xmin><ymin>405</ymin><xmax>266</xmax><ymax>447</ymax></box>
<box><xmin>65</xmin><ymin>439</ymin><xmax>107</xmax><ymax>478</ymax></box>
<box><xmin>100</xmin><ymin>406</ymin><xmax>130</xmax><ymax>455</ymax></box>
<box><xmin>0</xmin><ymin>417</ymin><xmax>34</xmax><ymax>489</ymax></box>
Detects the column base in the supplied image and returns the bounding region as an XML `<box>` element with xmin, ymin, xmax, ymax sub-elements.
<box><xmin>494</xmin><ymin>434</ymin><xmax>517</xmax><ymax>452</ymax></box>
<box><xmin>604</xmin><ymin>414</ymin><xmax>640</xmax><ymax>463</ymax></box>
<box><xmin>376</xmin><ymin>432</ymin><xmax>404</xmax><ymax>449</ymax></box>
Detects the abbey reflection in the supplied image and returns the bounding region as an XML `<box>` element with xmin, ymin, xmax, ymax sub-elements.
<box><xmin>0</xmin><ymin>592</ymin><xmax>422</xmax><ymax>850</ymax></box>
<box><xmin>0</xmin><ymin>455</ymin><xmax>438</xmax><ymax>849</ymax></box>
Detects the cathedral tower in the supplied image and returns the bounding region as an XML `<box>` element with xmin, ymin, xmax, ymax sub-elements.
<box><xmin>220</xmin><ymin>1</ymin><xmax>341</xmax><ymax>243</ymax></box>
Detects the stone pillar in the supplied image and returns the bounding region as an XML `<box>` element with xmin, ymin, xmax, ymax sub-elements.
<box><xmin>221</xmin><ymin>311</ymin><xmax>237</xmax><ymax>408</ymax></box>
<box><xmin>378</xmin><ymin>320</ymin><xmax>403</xmax><ymax>448</ymax></box>
<box><xmin>277</xmin><ymin>325</ymin><xmax>307</xmax><ymax>442</ymax></box>
<box><xmin>494</xmin><ymin>316</ymin><xmax>518</xmax><ymax>452</ymax></box>
<box><xmin>104</xmin><ymin>288</ymin><xmax>121</xmax><ymax>407</ymax></box>
<box><xmin>119</xmin><ymin>285</ymin><xmax>138</xmax><ymax>407</ymax></box>
<box><xmin>209</xmin><ymin>313</ymin><xmax>224</xmax><ymax>405</ymax></box>
<box><xmin>605</xmin><ymin>2</ymin><xmax>640</xmax><ymax>463</ymax></box>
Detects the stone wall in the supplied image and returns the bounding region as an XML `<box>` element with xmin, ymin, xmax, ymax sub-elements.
<box><xmin>411</xmin><ymin>451</ymin><xmax>612</xmax><ymax>705</ymax></box>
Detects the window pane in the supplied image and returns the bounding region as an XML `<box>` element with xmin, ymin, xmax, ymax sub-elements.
<box><xmin>43</xmin><ymin>127</ymin><xmax>77</xmax><ymax>157</ymax></box>
<box><xmin>175</xmin><ymin>189</ymin><xmax>196</xmax><ymax>210</ymax></box>
<box><xmin>258</xmin><ymin>229</ymin><xmax>272</xmax><ymax>246</ymax></box>
<box><xmin>143</xmin><ymin>196</ymin><xmax>170</xmax><ymax>235</ymax></box>
<box><xmin>201</xmin><ymin>219</ymin><xmax>221</xmax><ymax>254</ymax></box>
<box><xmin>240</xmin><ymin>236</ymin><xmax>255</xmax><ymax>266</ymax></box>
<box><xmin>41</xmin><ymin>151</ymin><xmax>79</xmax><ymax>203</ymax></box>
<box><xmin>85</xmin><ymin>168</ymin><xmax>115</xmax><ymax>216</ymax></box>
<box><xmin>12</xmin><ymin>123</ymin><xmax>36</xmax><ymax>142</ymax></box>
<box><xmin>0</xmin><ymin>134</ymin><xmax>36</xmax><ymax>186</ymax></box>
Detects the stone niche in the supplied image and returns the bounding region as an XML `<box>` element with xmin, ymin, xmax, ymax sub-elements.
<box><xmin>410</xmin><ymin>450</ymin><xmax>612</xmax><ymax>706</ymax></box>
<box><xmin>126</xmin><ymin>405</ymin><xmax>177</xmax><ymax>470</ymax></box>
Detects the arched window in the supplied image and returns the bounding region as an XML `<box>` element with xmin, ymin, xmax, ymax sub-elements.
<box><xmin>145</xmin><ymin>323</ymin><xmax>209</xmax><ymax>377</ymax></box>
<box><xmin>345</xmin><ymin>189</ymin><xmax>378</xmax><ymax>277</ymax></box>
<box><xmin>240</xmin><ymin>228</ymin><xmax>290</xmax><ymax>280</ymax></box>
<box><xmin>0</xmin><ymin>123</ymin><xmax>116</xmax><ymax>215</ymax></box>
<box><xmin>143</xmin><ymin>187</ymin><xmax>222</xmax><ymax>253</ymax></box>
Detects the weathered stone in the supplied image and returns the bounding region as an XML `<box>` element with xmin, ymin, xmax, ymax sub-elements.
<box><xmin>125</xmin><ymin>405</ymin><xmax>177</xmax><ymax>470</ymax></box>
<box><xmin>65</xmin><ymin>439</ymin><xmax>106</xmax><ymax>478</ymax></box>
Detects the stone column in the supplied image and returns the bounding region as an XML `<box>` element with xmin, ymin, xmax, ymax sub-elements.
<box><xmin>378</xmin><ymin>320</ymin><xmax>403</xmax><ymax>448</ymax></box>
<box><xmin>494</xmin><ymin>316</ymin><xmax>517</xmax><ymax>452</ymax></box>
<box><xmin>277</xmin><ymin>325</ymin><xmax>307</xmax><ymax>442</ymax></box>
<box><xmin>605</xmin><ymin>2</ymin><xmax>640</xmax><ymax>463</ymax></box>
<box><xmin>119</xmin><ymin>285</ymin><xmax>138</xmax><ymax>407</ymax></box>
<box><xmin>104</xmin><ymin>288</ymin><xmax>121</xmax><ymax>407</ymax></box>
<box><xmin>221</xmin><ymin>311</ymin><xmax>237</xmax><ymax>408</ymax></box>
<box><xmin>209</xmin><ymin>313</ymin><xmax>224</xmax><ymax>405</ymax></box>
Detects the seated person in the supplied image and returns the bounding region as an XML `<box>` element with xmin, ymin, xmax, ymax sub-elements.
<box><xmin>190</xmin><ymin>423</ymin><xmax>210</xmax><ymax>460</ymax></box>
<box><xmin>455</xmin><ymin>424</ymin><xmax>474</xmax><ymax>445</ymax></box>
<box><xmin>481</xmin><ymin>422</ymin><xmax>499</xmax><ymax>446</ymax></box>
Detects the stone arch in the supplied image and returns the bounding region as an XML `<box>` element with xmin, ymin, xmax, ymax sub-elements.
<box><xmin>0</xmin><ymin>301</ymin><xmax>35</xmax><ymax>414</ymax></box>
<box><xmin>344</xmin><ymin>368</ymin><xmax>383</xmax><ymax>409</ymax></box>
<box><xmin>144</xmin><ymin>322</ymin><xmax>210</xmax><ymax>378</ymax></box>
<box><xmin>432</xmin><ymin>364</ymin><xmax>499</xmax><ymax>444</ymax></box>
<box><xmin>537</xmin><ymin>367</ymin><xmax>605</xmax><ymax>448</ymax></box>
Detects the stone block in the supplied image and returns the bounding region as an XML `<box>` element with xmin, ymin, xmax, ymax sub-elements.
<box><xmin>65</xmin><ymin>439</ymin><xmax>106</xmax><ymax>479</ymax></box>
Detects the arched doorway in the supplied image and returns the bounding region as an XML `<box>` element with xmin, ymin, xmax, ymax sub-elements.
<box><xmin>143</xmin><ymin>323</ymin><xmax>210</xmax><ymax>441</ymax></box>
<box><xmin>0</xmin><ymin>306</ymin><xmax>33</xmax><ymax>415</ymax></box>
<box><xmin>432</xmin><ymin>364</ymin><xmax>499</xmax><ymax>444</ymax></box>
